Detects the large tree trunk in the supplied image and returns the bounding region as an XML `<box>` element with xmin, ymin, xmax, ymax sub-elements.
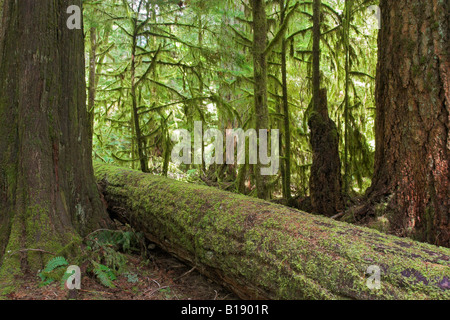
<box><xmin>367</xmin><ymin>0</ymin><xmax>449</xmax><ymax>247</ymax></box>
<box><xmin>95</xmin><ymin>163</ymin><xmax>450</xmax><ymax>300</ymax></box>
<box><xmin>0</xmin><ymin>0</ymin><xmax>111</xmax><ymax>287</ymax></box>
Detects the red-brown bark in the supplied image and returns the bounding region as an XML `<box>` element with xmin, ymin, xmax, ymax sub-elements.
<box><xmin>367</xmin><ymin>0</ymin><xmax>449</xmax><ymax>247</ymax></box>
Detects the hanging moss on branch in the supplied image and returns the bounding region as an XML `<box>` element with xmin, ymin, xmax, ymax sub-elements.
<box><xmin>94</xmin><ymin>163</ymin><xmax>449</xmax><ymax>300</ymax></box>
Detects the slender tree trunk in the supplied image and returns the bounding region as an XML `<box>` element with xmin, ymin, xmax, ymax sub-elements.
<box><xmin>251</xmin><ymin>0</ymin><xmax>270</xmax><ymax>200</ymax></box>
<box><xmin>87</xmin><ymin>26</ymin><xmax>110</xmax><ymax>150</ymax></box>
<box><xmin>308</xmin><ymin>0</ymin><xmax>344</xmax><ymax>216</ymax></box>
<box><xmin>130</xmin><ymin>25</ymin><xmax>149</xmax><ymax>173</ymax></box>
<box><xmin>88</xmin><ymin>27</ymin><xmax>97</xmax><ymax>147</ymax></box>
<box><xmin>343</xmin><ymin>0</ymin><xmax>353</xmax><ymax>196</ymax></box>
<box><xmin>198</xmin><ymin>14</ymin><xmax>206</xmax><ymax>174</ymax></box>
<box><xmin>0</xmin><ymin>0</ymin><xmax>112</xmax><ymax>288</ymax></box>
<box><xmin>275</xmin><ymin>85</ymin><xmax>287</xmax><ymax>198</ymax></box>
<box><xmin>280</xmin><ymin>0</ymin><xmax>292</xmax><ymax>202</ymax></box>
<box><xmin>366</xmin><ymin>0</ymin><xmax>449</xmax><ymax>247</ymax></box>
<box><xmin>312</xmin><ymin>0</ymin><xmax>321</xmax><ymax>112</ymax></box>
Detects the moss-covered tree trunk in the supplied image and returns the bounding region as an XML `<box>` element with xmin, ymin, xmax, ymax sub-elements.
<box><xmin>130</xmin><ymin>21</ymin><xmax>149</xmax><ymax>174</ymax></box>
<box><xmin>251</xmin><ymin>0</ymin><xmax>270</xmax><ymax>200</ymax></box>
<box><xmin>0</xmin><ymin>0</ymin><xmax>112</xmax><ymax>290</ymax></box>
<box><xmin>309</xmin><ymin>0</ymin><xmax>343</xmax><ymax>217</ymax></box>
<box><xmin>366</xmin><ymin>0</ymin><xmax>449</xmax><ymax>247</ymax></box>
<box><xmin>280</xmin><ymin>0</ymin><xmax>292</xmax><ymax>202</ymax></box>
<box><xmin>309</xmin><ymin>90</ymin><xmax>344</xmax><ymax>216</ymax></box>
<box><xmin>95</xmin><ymin>163</ymin><xmax>449</xmax><ymax>300</ymax></box>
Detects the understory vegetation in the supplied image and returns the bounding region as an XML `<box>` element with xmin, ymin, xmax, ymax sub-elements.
<box><xmin>37</xmin><ymin>227</ymin><xmax>145</xmax><ymax>290</ymax></box>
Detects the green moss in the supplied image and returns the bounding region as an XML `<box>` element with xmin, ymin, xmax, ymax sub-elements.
<box><xmin>419</xmin><ymin>56</ymin><xmax>427</xmax><ymax>65</ymax></box>
<box><xmin>406</xmin><ymin>39</ymin><xmax>416</xmax><ymax>53</ymax></box>
<box><xmin>412</xmin><ymin>65</ymin><xmax>421</xmax><ymax>77</ymax></box>
<box><xmin>422</xmin><ymin>205</ymin><xmax>435</xmax><ymax>244</ymax></box>
<box><xmin>23</xmin><ymin>205</ymin><xmax>67</xmax><ymax>270</ymax></box>
<box><xmin>0</xmin><ymin>216</ymin><xmax>23</xmax><ymax>291</ymax></box>
<box><xmin>0</xmin><ymin>203</ymin><xmax>81</xmax><ymax>295</ymax></box>
<box><xmin>431</xmin><ymin>21</ymin><xmax>440</xmax><ymax>31</ymax></box>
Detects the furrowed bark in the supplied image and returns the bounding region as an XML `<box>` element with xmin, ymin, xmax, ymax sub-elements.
<box><xmin>95</xmin><ymin>163</ymin><xmax>450</xmax><ymax>300</ymax></box>
<box><xmin>0</xmin><ymin>0</ymin><xmax>112</xmax><ymax>289</ymax></box>
<box><xmin>367</xmin><ymin>0</ymin><xmax>450</xmax><ymax>247</ymax></box>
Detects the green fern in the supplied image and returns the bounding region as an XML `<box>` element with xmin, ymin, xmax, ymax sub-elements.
<box><xmin>39</xmin><ymin>256</ymin><xmax>70</xmax><ymax>287</ymax></box>
<box><xmin>89</xmin><ymin>229</ymin><xmax>142</xmax><ymax>254</ymax></box>
<box><xmin>92</xmin><ymin>261</ymin><xmax>116</xmax><ymax>288</ymax></box>
<box><xmin>38</xmin><ymin>274</ymin><xmax>54</xmax><ymax>286</ymax></box>
<box><xmin>43</xmin><ymin>256</ymin><xmax>69</xmax><ymax>273</ymax></box>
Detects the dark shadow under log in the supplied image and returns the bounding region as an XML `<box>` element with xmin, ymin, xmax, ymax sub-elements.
<box><xmin>94</xmin><ymin>163</ymin><xmax>449</xmax><ymax>300</ymax></box>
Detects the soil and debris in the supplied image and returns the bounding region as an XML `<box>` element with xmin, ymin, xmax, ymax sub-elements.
<box><xmin>4</xmin><ymin>246</ymin><xmax>238</xmax><ymax>301</ymax></box>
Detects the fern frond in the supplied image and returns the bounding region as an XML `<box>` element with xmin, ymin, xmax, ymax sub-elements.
<box><xmin>40</xmin><ymin>278</ymin><xmax>54</xmax><ymax>287</ymax></box>
<box><xmin>92</xmin><ymin>261</ymin><xmax>116</xmax><ymax>288</ymax></box>
<box><xmin>95</xmin><ymin>269</ymin><xmax>116</xmax><ymax>288</ymax></box>
<box><xmin>44</xmin><ymin>256</ymin><xmax>68</xmax><ymax>273</ymax></box>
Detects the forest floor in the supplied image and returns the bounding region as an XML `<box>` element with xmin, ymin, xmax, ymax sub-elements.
<box><xmin>3</xmin><ymin>246</ymin><xmax>238</xmax><ymax>301</ymax></box>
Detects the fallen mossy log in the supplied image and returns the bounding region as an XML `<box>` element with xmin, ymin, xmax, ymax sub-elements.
<box><xmin>94</xmin><ymin>163</ymin><xmax>450</xmax><ymax>300</ymax></box>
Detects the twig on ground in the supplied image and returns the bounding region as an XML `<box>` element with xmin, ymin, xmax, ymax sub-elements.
<box><xmin>146</xmin><ymin>285</ymin><xmax>171</xmax><ymax>297</ymax></box>
<box><xmin>174</xmin><ymin>266</ymin><xmax>196</xmax><ymax>281</ymax></box>
<box><xmin>331</xmin><ymin>212</ymin><xmax>345</xmax><ymax>220</ymax></box>
<box><xmin>79</xmin><ymin>289</ymin><xmax>114</xmax><ymax>296</ymax></box>
<box><xmin>151</xmin><ymin>279</ymin><xmax>161</xmax><ymax>288</ymax></box>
